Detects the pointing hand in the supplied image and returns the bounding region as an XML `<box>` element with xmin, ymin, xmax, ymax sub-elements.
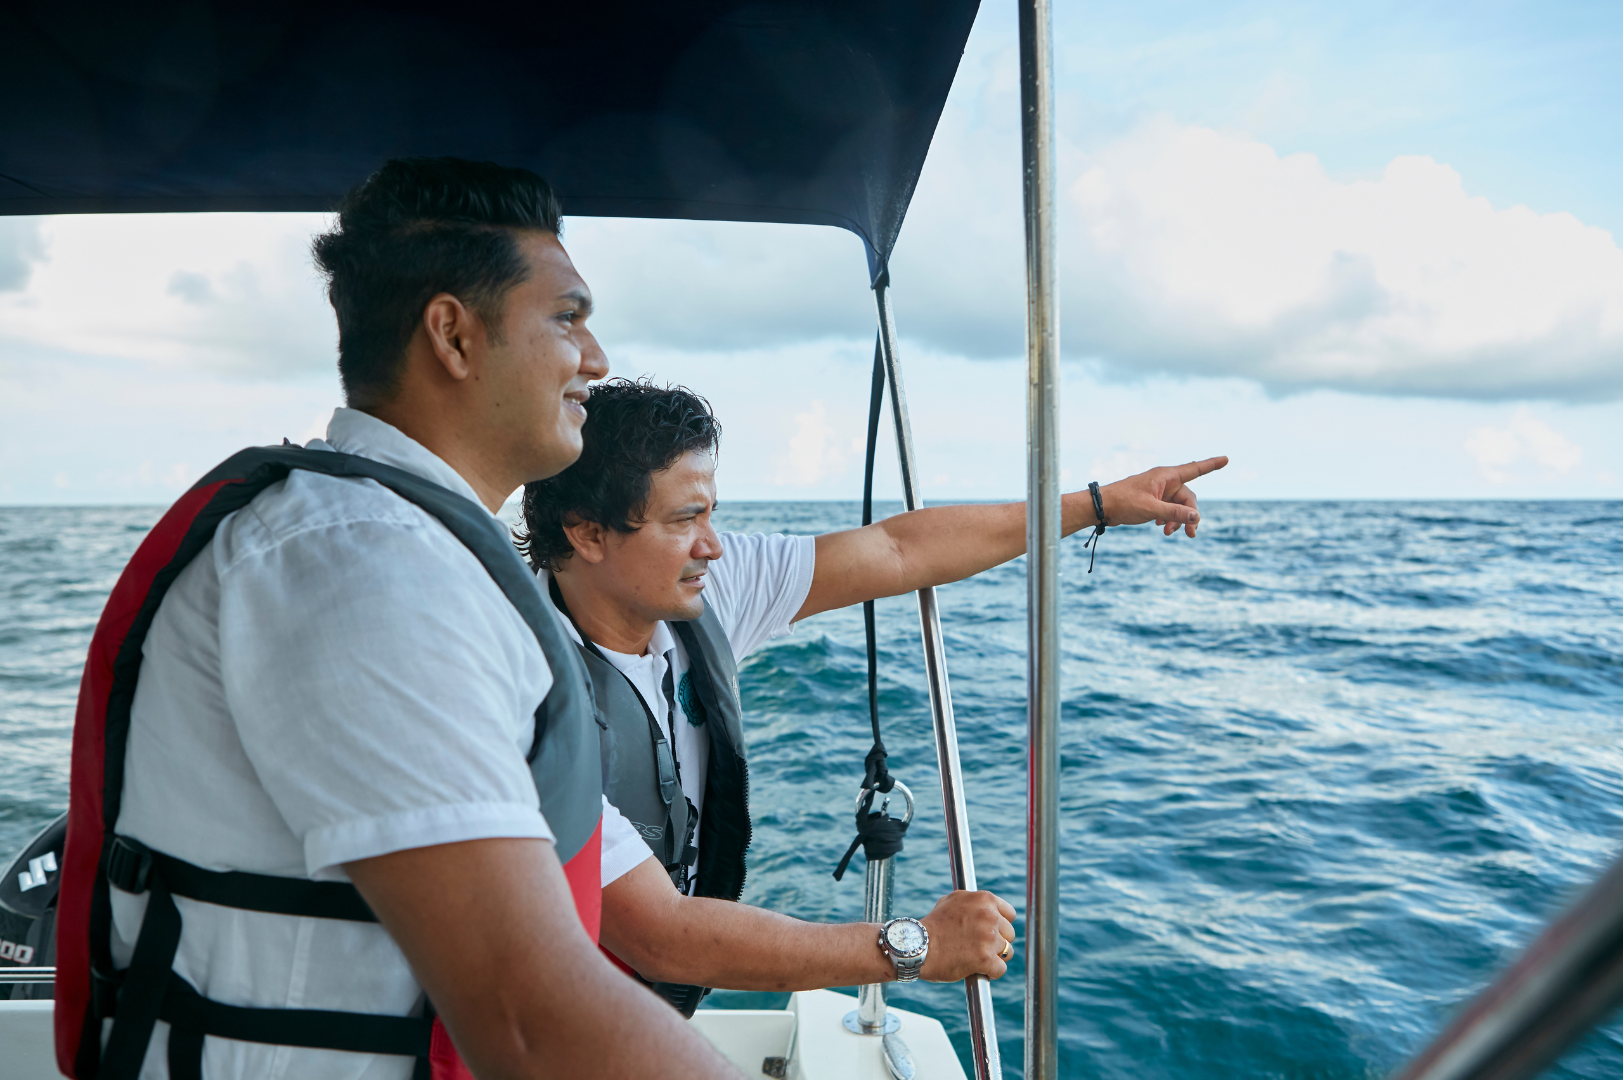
<box><xmin>1096</xmin><ymin>456</ymin><xmax>1229</xmax><ymax>538</ymax></box>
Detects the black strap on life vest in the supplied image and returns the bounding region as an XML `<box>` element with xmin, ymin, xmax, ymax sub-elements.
<box><xmin>833</xmin><ymin>332</ymin><xmax>908</xmax><ymax>881</ymax></box>
<box><xmin>98</xmin><ymin>835</ymin><xmax>432</xmax><ymax>1080</ymax></box>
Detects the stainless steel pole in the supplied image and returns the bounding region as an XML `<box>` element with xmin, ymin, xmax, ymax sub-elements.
<box><xmin>856</xmin><ymin>849</ymin><xmax>897</xmax><ymax>1030</ymax></box>
<box><xmin>1018</xmin><ymin>0</ymin><xmax>1061</xmax><ymax>1076</ymax></box>
<box><xmin>850</xmin><ymin>782</ymin><xmax>914</xmax><ymax>1036</ymax></box>
<box><xmin>874</xmin><ymin>281</ymin><xmax>1002</xmax><ymax>1080</ymax></box>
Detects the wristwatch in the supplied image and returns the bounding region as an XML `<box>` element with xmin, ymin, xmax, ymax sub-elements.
<box><xmin>878</xmin><ymin>916</ymin><xmax>930</xmax><ymax>982</ymax></box>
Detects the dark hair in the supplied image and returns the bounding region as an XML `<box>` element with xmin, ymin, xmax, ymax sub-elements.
<box><xmin>312</xmin><ymin>157</ymin><xmax>562</xmax><ymax>403</ymax></box>
<box><xmin>518</xmin><ymin>379</ymin><xmax>722</xmax><ymax>572</ymax></box>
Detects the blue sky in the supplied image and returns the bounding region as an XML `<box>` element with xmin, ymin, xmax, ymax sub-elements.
<box><xmin>3</xmin><ymin>1</ymin><xmax>1620</xmax><ymax>505</ymax></box>
<box><xmin>1058</xmin><ymin>0</ymin><xmax>1623</xmax><ymax>232</ymax></box>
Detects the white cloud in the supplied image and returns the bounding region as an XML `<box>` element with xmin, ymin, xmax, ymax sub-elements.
<box><xmin>0</xmin><ymin>340</ymin><xmax>342</xmax><ymax>505</ymax></box>
<box><xmin>0</xmin><ymin>213</ymin><xmax>336</xmax><ymax>379</ymax></box>
<box><xmin>1061</xmin><ymin>121</ymin><xmax>1623</xmax><ymax>401</ymax></box>
<box><xmin>561</xmin><ymin>93</ymin><xmax>1623</xmax><ymax>405</ymax></box>
<box><xmin>0</xmin><ymin>218</ymin><xmax>45</xmax><ymax>292</ymax></box>
<box><xmin>1089</xmin><ymin>447</ymin><xmax>1157</xmax><ymax>483</ymax></box>
<box><xmin>771</xmin><ymin>399</ymin><xmax>855</xmax><ymax>487</ymax></box>
<box><xmin>562</xmin><ymin>216</ymin><xmax>874</xmax><ymax>353</ymax></box>
<box><xmin>8</xmin><ymin>114</ymin><xmax>1620</xmax><ymax>410</ymax></box>
<box><xmin>1464</xmin><ymin>408</ymin><xmax>1584</xmax><ymax>484</ymax></box>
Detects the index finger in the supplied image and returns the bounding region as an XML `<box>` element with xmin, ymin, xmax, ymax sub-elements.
<box><xmin>1176</xmin><ymin>455</ymin><xmax>1229</xmax><ymax>483</ymax></box>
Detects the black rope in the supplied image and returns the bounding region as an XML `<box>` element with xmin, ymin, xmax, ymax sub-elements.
<box><xmin>860</xmin><ymin>331</ymin><xmax>892</xmax><ymax>797</ymax></box>
<box><xmin>833</xmin><ymin>330</ymin><xmax>908</xmax><ymax>881</ymax></box>
<box><xmin>832</xmin><ymin>788</ymin><xmax>910</xmax><ymax>882</ymax></box>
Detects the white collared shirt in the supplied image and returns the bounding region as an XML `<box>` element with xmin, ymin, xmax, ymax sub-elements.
<box><xmin>109</xmin><ymin>408</ymin><xmax>606</xmax><ymax>1080</ymax></box>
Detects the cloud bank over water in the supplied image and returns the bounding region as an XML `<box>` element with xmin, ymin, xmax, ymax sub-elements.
<box><xmin>5</xmin><ymin>116</ymin><xmax>1621</xmax><ymax>406</ymax></box>
<box><xmin>1060</xmin><ymin>122</ymin><xmax>1623</xmax><ymax>402</ymax></box>
<box><xmin>1465</xmin><ymin>408</ymin><xmax>1585</xmax><ymax>485</ymax></box>
<box><xmin>0</xmin><ymin>218</ymin><xmax>44</xmax><ymax>293</ymax></box>
<box><xmin>563</xmin><ymin>116</ymin><xmax>1623</xmax><ymax>405</ymax></box>
<box><xmin>1</xmin><ymin>213</ymin><xmax>335</xmax><ymax>379</ymax></box>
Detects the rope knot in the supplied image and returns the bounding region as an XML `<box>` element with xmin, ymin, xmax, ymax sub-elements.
<box><xmin>831</xmin><ymin>787</ymin><xmax>909</xmax><ymax>881</ymax></box>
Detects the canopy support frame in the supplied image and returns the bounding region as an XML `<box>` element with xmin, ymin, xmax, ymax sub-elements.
<box><xmin>1019</xmin><ymin>0</ymin><xmax>1062</xmax><ymax>1076</ymax></box>
<box><xmin>872</xmin><ymin>279</ymin><xmax>1002</xmax><ymax>1080</ymax></box>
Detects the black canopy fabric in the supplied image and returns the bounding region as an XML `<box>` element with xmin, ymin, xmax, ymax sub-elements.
<box><xmin>0</xmin><ymin>1</ymin><xmax>979</xmax><ymax>274</ymax></box>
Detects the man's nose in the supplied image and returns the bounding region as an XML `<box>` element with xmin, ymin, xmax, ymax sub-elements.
<box><xmin>695</xmin><ymin>522</ymin><xmax>723</xmax><ymax>560</ymax></box>
<box><xmin>577</xmin><ymin>326</ymin><xmax>609</xmax><ymax>381</ymax></box>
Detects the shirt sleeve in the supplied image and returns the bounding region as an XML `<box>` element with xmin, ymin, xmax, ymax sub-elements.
<box><xmin>217</xmin><ymin>513</ymin><xmax>555</xmax><ymax>880</ymax></box>
<box><xmin>704</xmin><ymin>531</ymin><xmax>816</xmax><ymax>662</ymax></box>
<box><xmin>599</xmin><ymin>797</ymin><xmax>656</xmax><ymax>887</ymax></box>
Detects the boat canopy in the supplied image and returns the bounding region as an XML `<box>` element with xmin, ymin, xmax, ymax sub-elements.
<box><xmin>0</xmin><ymin>0</ymin><xmax>979</xmax><ymax>276</ymax></box>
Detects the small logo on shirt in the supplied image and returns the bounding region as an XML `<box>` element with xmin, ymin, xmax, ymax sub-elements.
<box><xmin>678</xmin><ymin>671</ymin><xmax>707</xmax><ymax>727</ymax></box>
<box><xmin>631</xmin><ymin>822</ymin><xmax>665</xmax><ymax>841</ymax></box>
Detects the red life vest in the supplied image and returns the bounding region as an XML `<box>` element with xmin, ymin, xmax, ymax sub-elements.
<box><xmin>54</xmin><ymin>446</ymin><xmax>606</xmax><ymax>1080</ymax></box>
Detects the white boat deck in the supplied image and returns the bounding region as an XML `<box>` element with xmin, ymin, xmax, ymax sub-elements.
<box><xmin>1</xmin><ymin>988</ymin><xmax>966</xmax><ymax>1079</ymax></box>
<box><xmin>2</xmin><ymin>999</ymin><xmax>55</xmax><ymax>1076</ymax></box>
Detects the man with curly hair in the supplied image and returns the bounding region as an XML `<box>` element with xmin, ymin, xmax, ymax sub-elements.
<box><xmin>520</xmin><ymin>378</ymin><xmax>1226</xmax><ymax>1012</ymax></box>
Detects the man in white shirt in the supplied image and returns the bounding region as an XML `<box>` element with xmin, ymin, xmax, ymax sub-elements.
<box><xmin>101</xmin><ymin>159</ymin><xmax>743</xmax><ymax>1079</ymax></box>
<box><xmin>519</xmin><ymin>380</ymin><xmax>1226</xmax><ymax>1001</ymax></box>
<box><xmin>95</xmin><ymin>157</ymin><xmax>1016</xmax><ymax>1080</ymax></box>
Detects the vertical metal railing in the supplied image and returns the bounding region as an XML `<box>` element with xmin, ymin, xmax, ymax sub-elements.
<box><xmin>850</xmin><ymin>783</ymin><xmax>914</xmax><ymax>1036</ymax></box>
<box><xmin>1018</xmin><ymin>0</ymin><xmax>1061</xmax><ymax>1076</ymax></box>
<box><xmin>856</xmin><ymin>844</ymin><xmax>898</xmax><ymax>1030</ymax></box>
<box><xmin>873</xmin><ymin>281</ymin><xmax>1003</xmax><ymax>1080</ymax></box>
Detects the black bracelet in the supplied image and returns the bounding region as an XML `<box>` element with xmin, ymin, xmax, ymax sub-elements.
<box><xmin>1083</xmin><ymin>481</ymin><xmax>1106</xmax><ymax>573</ymax></box>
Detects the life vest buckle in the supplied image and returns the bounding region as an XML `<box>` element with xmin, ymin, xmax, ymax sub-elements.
<box><xmin>89</xmin><ymin>961</ymin><xmax>124</xmax><ymax>1020</ymax></box>
<box><xmin>106</xmin><ymin>835</ymin><xmax>154</xmax><ymax>894</ymax></box>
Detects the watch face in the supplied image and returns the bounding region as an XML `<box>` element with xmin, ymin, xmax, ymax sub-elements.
<box><xmin>886</xmin><ymin>920</ymin><xmax>926</xmax><ymax>956</ymax></box>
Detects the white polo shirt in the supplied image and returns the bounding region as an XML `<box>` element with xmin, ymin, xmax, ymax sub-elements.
<box><xmin>111</xmin><ymin>408</ymin><xmax>639</xmax><ymax>1080</ymax></box>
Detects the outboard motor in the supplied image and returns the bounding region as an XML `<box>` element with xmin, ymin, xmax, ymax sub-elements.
<box><xmin>0</xmin><ymin>811</ymin><xmax>66</xmax><ymax>1000</ymax></box>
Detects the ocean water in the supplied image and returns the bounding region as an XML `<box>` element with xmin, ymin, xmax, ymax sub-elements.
<box><xmin>2</xmin><ymin>500</ymin><xmax>1621</xmax><ymax>1078</ymax></box>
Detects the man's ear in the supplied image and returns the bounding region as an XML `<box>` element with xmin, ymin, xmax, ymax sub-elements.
<box><xmin>421</xmin><ymin>293</ymin><xmax>483</xmax><ymax>382</ymax></box>
<box><xmin>561</xmin><ymin>518</ymin><xmax>610</xmax><ymax>565</ymax></box>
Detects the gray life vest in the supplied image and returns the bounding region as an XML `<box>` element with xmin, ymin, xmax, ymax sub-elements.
<box><xmin>550</xmin><ymin>584</ymin><xmax>752</xmax><ymax>1017</ymax></box>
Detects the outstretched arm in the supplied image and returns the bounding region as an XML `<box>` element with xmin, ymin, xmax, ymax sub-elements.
<box><xmin>796</xmin><ymin>456</ymin><xmax>1229</xmax><ymax>620</ymax></box>
<box><xmin>347</xmin><ymin>838</ymin><xmax>744</xmax><ymax>1080</ymax></box>
<box><xmin>600</xmin><ymin>857</ymin><xmax>1016</xmax><ymax>990</ymax></box>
